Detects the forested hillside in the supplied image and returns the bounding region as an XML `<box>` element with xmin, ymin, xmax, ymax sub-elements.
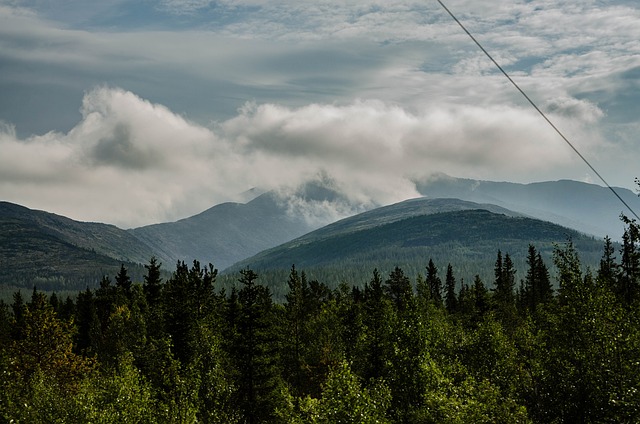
<box><xmin>226</xmin><ymin>199</ymin><xmax>605</xmax><ymax>299</ymax></box>
<box><xmin>0</xmin><ymin>202</ymin><xmax>150</xmax><ymax>291</ymax></box>
<box><xmin>416</xmin><ymin>175</ymin><xmax>640</xmax><ymax>239</ymax></box>
<box><xmin>129</xmin><ymin>191</ymin><xmax>316</xmax><ymax>271</ymax></box>
<box><xmin>2</xmin><ymin>217</ymin><xmax>639</xmax><ymax>423</ymax></box>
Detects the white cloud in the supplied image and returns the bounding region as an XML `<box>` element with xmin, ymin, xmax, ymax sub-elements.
<box><xmin>0</xmin><ymin>0</ymin><xmax>639</xmax><ymax>227</ymax></box>
<box><xmin>0</xmin><ymin>86</ymin><xmax>609</xmax><ymax>227</ymax></box>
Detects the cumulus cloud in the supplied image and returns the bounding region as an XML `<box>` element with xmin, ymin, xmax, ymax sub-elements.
<box><xmin>1</xmin><ymin>1</ymin><xmax>639</xmax><ymax>227</ymax></box>
<box><xmin>0</xmin><ymin>86</ymin><xmax>607</xmax><ymax>228</ymax></box>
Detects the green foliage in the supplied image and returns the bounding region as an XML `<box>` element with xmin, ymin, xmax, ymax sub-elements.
<box><xmin>3</xmin><ymin>225</ymin><xmax>640</xmax><ymax>423</ymax></box>
<box><xmin>310</xmin><ymin>360</ymin><xmax>391</xmax><ymax>424</ymax></box>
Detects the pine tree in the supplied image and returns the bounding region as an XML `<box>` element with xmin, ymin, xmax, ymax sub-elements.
<box><xmin>425</xmin><ymin>259</ymin><xmax>442</xmax><ymax>306</ymax></box>
<box><xmin>494</xmin><ymin>251</ymin><xmax>516</xmax><ymax>306</ymax></box>
<box><xmin>444</xmin><ymin>264</ymin><xmax>457</xmax><ymax>313</ymax></box>
<box><xmin>74</xmin><ymin>288</ymin><xmax>101</xmax><ymax>356</ymax></box>
<box><xmin>360</xmin><ymin>269</ymin><xmax>392</xmax><ymax>382</ymax></box>
<box><xmin>521</xmin><ymin>245</ymin><xmax>553</xmax><ymax>313</ymax></box>
<box><xmin>231</xmin><ymin>269</ymin><xmax>284</xmax><ymax>423</ymax></box>
<box><xmin>384</xmin><ymin>266</ymin><xmax>413</xmax><ymax>311</ymax></box>
<box><xmin>283</xmin><ymin>265</ymin><xmax>311</xmax><ymax>397</ymax></box>
<box><xmin>115</xmin><ymin>264</ymin><xmax>132</xmax><ymax>294</ymax></box>
<box><xmin>618</xmin><ymin>216</ymin><xmax>640</xmax><ymax>304</ymax></box>
<box><xmin>143</xmin><ymin>256</ymin><xmax>163</xmax><ymax>306</ymax></box>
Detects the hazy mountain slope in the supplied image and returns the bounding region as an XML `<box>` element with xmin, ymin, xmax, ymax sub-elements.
<box><xmin>129</xmin><ymin>192</ymin><xmax>317</xmax><ymax>270</ymax></box>
<box><xmin>225</xmin><ymin>198</ymin><xmax>604</xmax><ymax>294</ymax></box>
<box><xmin>0</xmin><ymin>201</ymin><xmax>150</xmax><ymax>289</ymax></box>
<box><xmin>415</xmin><ymin>175</ymin><xmax>639</xmax><ymax>240</ymax></box>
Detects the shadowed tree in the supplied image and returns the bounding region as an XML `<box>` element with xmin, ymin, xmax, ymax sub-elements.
<box><xmin>445</xmin><ymin>264</ymin><xmax>457</xmax><ymax>313</ymax></box>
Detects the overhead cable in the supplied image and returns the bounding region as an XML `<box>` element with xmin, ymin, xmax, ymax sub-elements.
<box><xmin>436</xmin><ymin>0</ymin><xmax>640</xmax><ymax>221</ymax></box>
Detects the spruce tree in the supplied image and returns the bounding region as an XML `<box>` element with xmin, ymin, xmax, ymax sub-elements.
<box><xmin>384</xmin><ymin>266</ymin><xmax>413</xmax><ymax>311</ymax></box>
<box><xmin>143</xmin><ymin>256</ymin><xmax>163</xmax><ymax>306</ymax></box>
<box><xmin>444</xmin><ymin>264</ymin><xmax>457</xmax><ymax>313</ymax></box>
<box><xmin>618</xmin><ymin>216</ymin><xmax>640</xmax><ymax>304</ymax></box>
<box><xmin>425</xmin><ymin>259</ymin><xmax>442</xmax><ymax>306</ymax></box>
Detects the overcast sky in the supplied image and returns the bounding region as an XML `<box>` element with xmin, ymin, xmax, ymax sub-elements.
<box><xmin>1</xmin><ymin>0</ymin><xmax>639</xmax><ymax>228</ymax></box>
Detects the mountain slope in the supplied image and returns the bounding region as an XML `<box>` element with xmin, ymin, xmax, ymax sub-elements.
<box><xmin>129</xmin><ymin>192</ymin><xmax>317</xmax><ymax>270</ymax></box>
<box><xmin>226</xmin><ymin>198</ymin><xmax>605</xmax><ymax>292</ymax></box>
<box><xmin>415</xmin><ymin>175</ymin><xmax>639</xmax><ymax>240</ymax></box>
<box><xmin>0</xmin><ymin>201</ymin><xmax>152</xmax><ymax>289</ymax></box>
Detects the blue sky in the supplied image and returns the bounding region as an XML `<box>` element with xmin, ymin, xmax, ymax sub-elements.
<box><xmin>1</xmin><ymin>0</ymin><xmax>639</xmax><ymax>227</ymax></box>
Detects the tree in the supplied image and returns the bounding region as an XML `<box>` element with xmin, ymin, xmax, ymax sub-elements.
<box><xmin>597</xmin><ymin>236</ymin><xmax>617</xmax><ymax>287</ymax></box>
<box><xmin>494</xmin><ymin>251</ymin><xmax>516</xmax><ymax>306</ymax></box>
<box><xmin>74</xmin><ymin>288</ymin><xmax>101</xmax><ymax>356</ymax></box>
<box><xmin>520</xmin><ymin>245</ymin><xmax>553</xmax><ymax>313</ymax></box>
<box><xmin>115</xmin><ymin>264</ymin><xmax>132</xmax><ymax>294</ymax></box>
<box><xmin>309</xmin><ymin>360</ymin><xmax>391</xmax><ymax>424</ymax></box>
<box><xmin>445</xmin><ymin>264</ymin><xmax>457</xmax><ymax>313</ymax></box>
<box><xmin>384</xmin><ymin>266</ymin><xmax>413</xmax><ymax>311</ymax></box>
<box><xmin>143</xmin><ymin>256</ymin><xmax>163</xmax><ymax>306</ymax></box>
<box><xmin>618</xmin><ymin>216</ymin><xmax>640</xmax><ymax>304</ymax></box>
<box><xmin>230</xmin><ymin>269</ymin><xmax>285</xmax><ymax>423</ymax></box>
<box><xmin>425</xmin><ymin>259</ymin><xmax>443</xmax><ymax>306</ymax></box>
<box><xmin>283</xmin><ymin>265</ymin><xmax>312</xmax><ymax>397</ymax></box>
<box><xmin>9</xmin><ymin>290</ymin><xmax>94</xmax><ymax>394</ymax></box>
<box><xmin>358</xmin><ymin>269</ymin><xmax>392</xmax><ymax>382</ymax></box>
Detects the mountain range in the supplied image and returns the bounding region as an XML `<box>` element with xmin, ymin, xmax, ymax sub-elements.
<box><xmin>1</xmin><ymin>176</ymin><xmax>636</xmax><ymax>292</ymax></box>
<box><xmin>224</xmin><ymin>197</ymin><xmax>606</xmax><ymax>295</ymax></box>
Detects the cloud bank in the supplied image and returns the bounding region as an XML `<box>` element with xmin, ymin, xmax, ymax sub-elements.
<box><xmin>0</xmin><ymin>86</ymin><xmax>606</xmax><ymax>228</ymax></box>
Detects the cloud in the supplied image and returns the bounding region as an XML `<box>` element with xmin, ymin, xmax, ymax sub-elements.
<box><xmin>1</xmin><ymin>1</ymin><xmax>639</xmax><ymax>227</ymax></box>
<box><xmin>0</xmin><ymin>86</ymin><xmax>609</xmax><ymax>227</ymax></box>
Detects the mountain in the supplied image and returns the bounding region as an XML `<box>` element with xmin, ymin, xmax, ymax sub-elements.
<box><xmin>225</xmin><ymin>198</ymin><xmax>605</xmax><ymax>294</ymax></box>
<box><xmin>0</xmin><ymin>201</ymin><xmax>153</xmax><ymax>290</ymax></box>
<box><xmin>129</xmin><ymin>191</ymin><xmax>318</xmax><ymax>271</ymax></box>
<box><xmin>415</xmin><ymin>175</ymin><xmax>640</xmax><ymax>240</ymax></box>
<box><xmin>2</xmin><ymin>176</ymin><xmax>628</xmax><ymax>292</ymax></box>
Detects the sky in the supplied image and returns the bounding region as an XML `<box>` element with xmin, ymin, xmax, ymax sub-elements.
<box><xmin>1</xmin><ymin>0</ymin><xmax>639</xmax><ymax>228</ymax></box>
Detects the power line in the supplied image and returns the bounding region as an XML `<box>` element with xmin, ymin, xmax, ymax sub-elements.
<box><xmin>436</xmin><ymin>0</ymin><xmax>640</xmax><ymax>221</ymax></box>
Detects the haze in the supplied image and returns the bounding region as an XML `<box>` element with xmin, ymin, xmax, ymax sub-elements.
<box><xmin>1</xmin><ymin>0</ymin><xmax>639</xmax><ymax>228</ymax></box>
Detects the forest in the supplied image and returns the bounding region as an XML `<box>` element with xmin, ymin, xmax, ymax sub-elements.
<box><xmin>1</xmin><ymin>218</ymin><xmax>639</xmax><ymax>423</ymax></box>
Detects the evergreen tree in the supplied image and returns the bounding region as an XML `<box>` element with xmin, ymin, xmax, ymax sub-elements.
<box><xmin>425</xmin><ymin>259</ymin><xmax>443</xmax><ymax>305</ymax></box>
<box><xmin>618</xmin><ymin>216</ymin><xmax>640</xmax><ymax>304</ymax></box>
<box><xmin>494</xmin><ymin>251</ymin><xmax>516</xmax><ymax>305</ymax></box>
<box><xmin>444</xmin><ymin>263</ymin><xmax>457</xmax><ymax>313</ymax></box>
<box><xmin>10</xmin><ymin>291</ymin><xmax>26</xmax><ymax>341</ymax></box>
<box><xmin>384</xmin><ymin>266</ymin><xmax>413</xmax><ymax>311</ymax></box>
<box><xmin>115</xmin><ymin>264</ymin><xmax>132</xmax><ymax>295</ymax></box>
<box><xmin>597</xmin><ymin>236</ymin><xmax>617</xmax><ymax>287</ymax></box>
<box><xmin>473</xmin><ymin>275</ymin><xmax>489</xmax><ymax>319</ymax></box>
<box><xmin>163</xmin><ymin>260</ymin><xmax>219</xmax><ymax>365</ymax></box>
<box><xmin>555</xmin><ymin>239</ymin><xmax>584</xmax><ymax>305</ymax></box>
<box><xmin>521</xmin><ymin>245</ymin><xmax>553</xmax><ymax>313</ymax></box>
<box><xmin>74</xmin><ymin>288</ymin><xmax>101</xmax><ymax>356</ymax></box>
<box><xmin>283</xmin><ymin>265</ymin><xmax>311</xmax><ymax>397</ymax></box>
<box><xmin>143</xmin><ymin>256</ymin><xmax>163</xmax><ymax>306</ymax></box>
<box><xmin>231</xmin><ymin>269</ymin><xmax>285</xmax><ymax>423</ymax></box>
<box><xmin>359</xmin><ymin>269</ymin><xmax>392</xmax><ymax>382</ymax></box>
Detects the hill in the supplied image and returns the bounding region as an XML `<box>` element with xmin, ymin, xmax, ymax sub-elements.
<box><xmin>224</xmin><ymin>198</ymin><xmax>606</xmax><ymax>297</ymax></box>
<box><xmin>0</xmin><ymin>201</ymin><xmax>151</xmax><ymax>290</ymax></box>
<box><xmin>129</xmin><ymin>191</ymin><xmax>318</xmax><ymax>270</ymax></box>
<box><xmin>415</xmin><ymin>175</ymin><xmax>640</xmax><ymax>240</ymax></box>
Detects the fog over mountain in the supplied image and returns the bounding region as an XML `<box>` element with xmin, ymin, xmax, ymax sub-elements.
<box><xmin>415</xmin><ymin>174</ymin><xmax>640</xmax><ymax>241</ymax></box>
<box><xmin>2</xmin><ymin>2</ymin><xmax>640</xmax><ymax>228</ymax></box>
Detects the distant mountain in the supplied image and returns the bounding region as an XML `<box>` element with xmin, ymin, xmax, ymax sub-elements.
<box><xmin>129</xmin><ymin>192</ymin><xmax>318</xmax><ymax>271</ymax></box>
<box><xmin>226</xmin><ymin>198</ymin><xmax>605</xmax><ymax>292</ymax></box>
<box><xmin>2</xmin><ymin>176</ymin><xmax>628</xmax><ymax>292</ymax></box>
<box><xmin>415</xmin><ymin>175</ymin><xmax>639</xmax><ymax>240</ymax></box>
<box><xmin>0</xmin><ymin>201</ymin><xmax>153</xmax><ymax>290</ymax></box>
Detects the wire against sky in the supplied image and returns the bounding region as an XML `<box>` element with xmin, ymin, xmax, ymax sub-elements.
<box><xmin>436</xmin><ymin>0</ymin><xmax>640</xmax><ymax>221</ymax></box>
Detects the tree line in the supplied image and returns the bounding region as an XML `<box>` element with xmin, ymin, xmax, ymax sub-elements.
<box><xmin>1</xmin><ymin>220</ymin><xmax>640</xmax><ymax>423</ymax></box>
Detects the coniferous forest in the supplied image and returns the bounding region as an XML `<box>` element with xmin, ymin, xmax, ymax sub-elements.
<box><xmin>1</xmin><ymin>219</ymin><xmax>640</xmax><ymax>423</ymax></box>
